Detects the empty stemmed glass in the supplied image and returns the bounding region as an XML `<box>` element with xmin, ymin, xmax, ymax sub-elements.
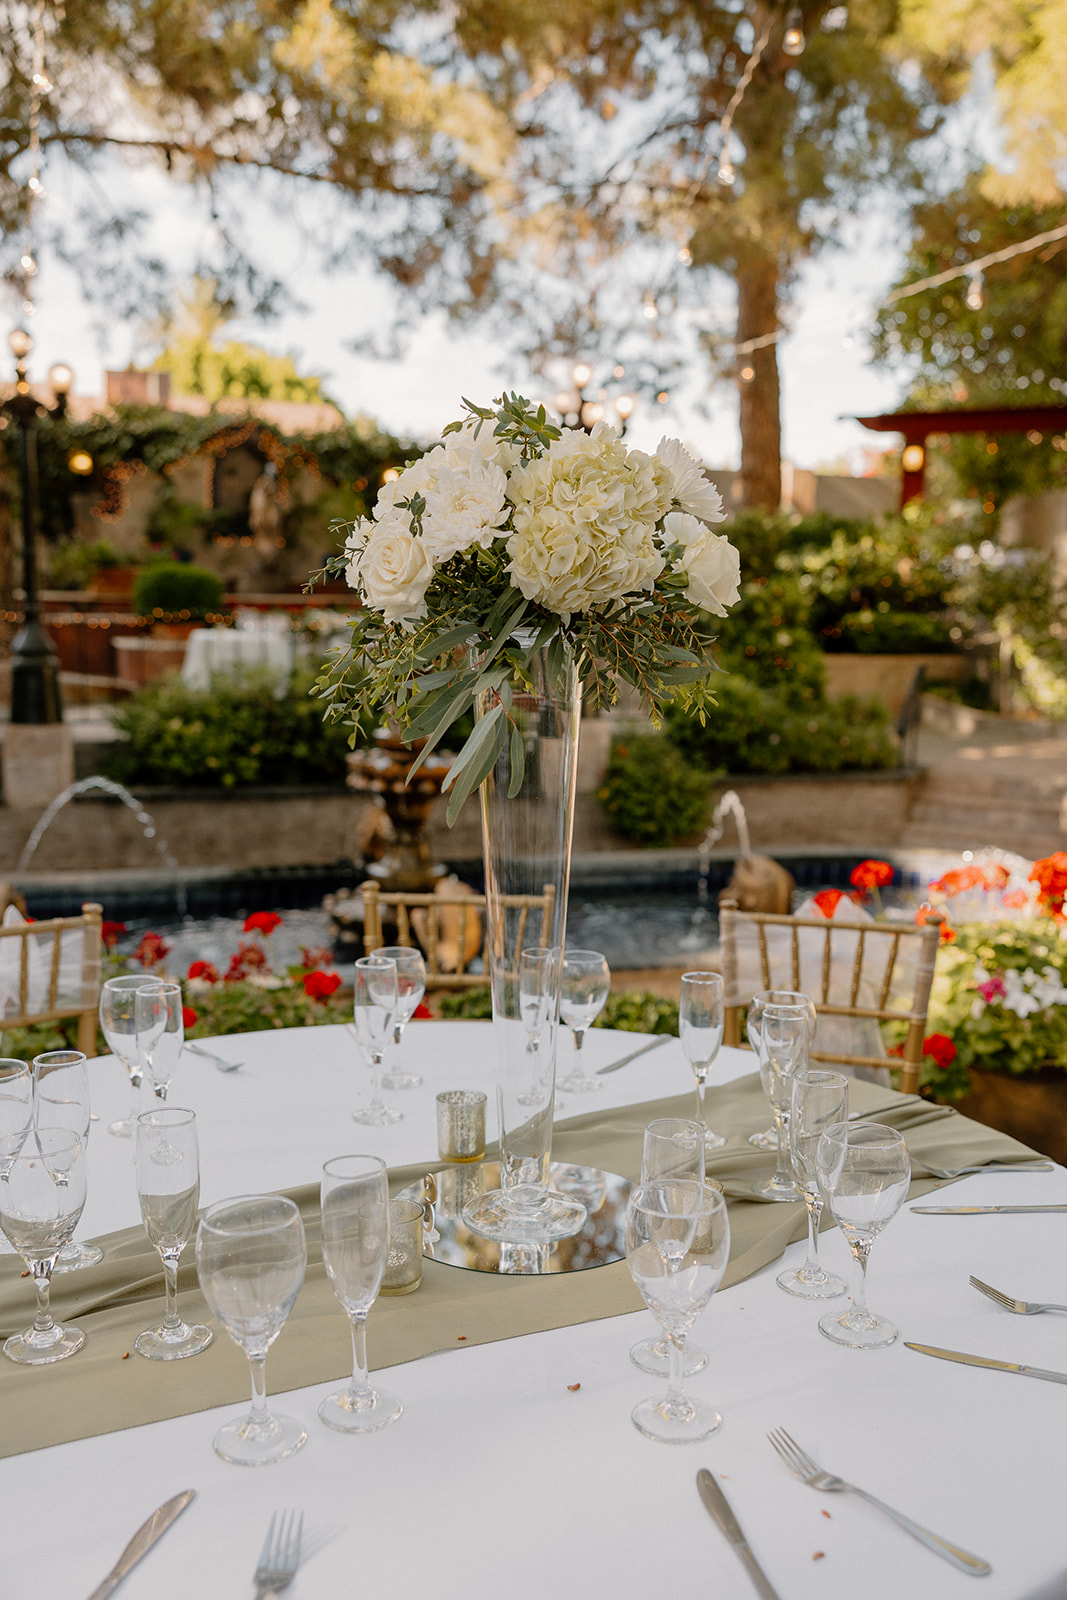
<box><xmin>746</xmin><ymin>989</ymin><xmax>817</xmax><ymax>1150</ymax></box>
<box><xmin>815</xmin><ymin>1122</ymin><xmax>911</xmax><ymax>1349</ymax></box>
<box><xmin>679</xmin><ymin>972</ymin><xmax>726</xmax><ymax>1149</ymax></box>
<box><xmin>376</xmin><ymin>947</ymin><xmax>426</xmax><ymax>1090</ymax></box>
<box><xmin>0</xmin><ymin>1058</ymin><xmax>31</xmax><ymax>1140</ymax></box>
<box><xmin>777</xmin><ymin>1070</ymin><xmax>849</xmax><ymax>1299</ymax></box>
<box><xmin>518</xmin><ymin>946</ymin><xmax>557</xmax><ymax>1106</ymax></box>
<box><xmin>0</xmin><ymin>1128</ymin><xmax>87</xmax><ymax>1363</ymax></box>
<box><xmin>134</xmin><ymin>1107</ymin><xmax>213</xmax><ymax>1360</ymax></box>
<box><xmin>558</xmin><ymin>949</ymin><xmax>610</xmax><ymax>1093</ymax></box>
<box><xmin>318</xmin><ymin>1153</ymin><xmax>403</xmax><ymax>1433</ymax></box>
<box><xmin>32</xmin><ymin>1049</ymin><xmax>103</xmax><ymax>1271</ymax></box>
<box><xmin>751</xmin><ymin>1001</ymin><xmax>811</xmax><ymax>1201</ymax></box>
<box><xmin>136</xmin><ymin>982</ymin><xmax>185</xmax><ymax>1102</ymax></box>
<box><xmin>101</xmin><ymin>973</ymin><xmax>163</xmax><ymax>1137</ymax></box>
<box><xmin>630</xmin><ymin>1119</ymin><xmax>710</xmax><ymax>1379</ymax></box>
<box><xmin>626</xmin><ymin>1179</ymin><xmax>731</xmax><ymax>1443</ymax></box>
<box><xmin>352</xmin><ymin>956</ymin><xmax>402</xmax><ymax>1125</ymax></box>
<box><xmin>196</xmin><ymin>1194</ymin><xmax>308</xmax><ymax>1465</ymax></box>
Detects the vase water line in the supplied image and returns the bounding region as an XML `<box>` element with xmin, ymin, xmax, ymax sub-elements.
<box><xmin>462</xmin><ymin>644</ymin><xmax>587</xmax><ymax>1244</ymax></box>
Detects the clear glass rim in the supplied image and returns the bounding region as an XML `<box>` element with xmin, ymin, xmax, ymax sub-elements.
<box><xmin>355</xmin><ymin>955</ymin><xmax>397</xmax><ymax>972</ymax></box>
<box><xmin>198</xmin><ymin>1192</ymin><xmax>301</xmax><ymax>1238</ymax></box>
<box><xmin>0</xmin><ymin>1126</ymin><xmax>81</xmax><ymax>1162</ymax></box>
<box><xmin>31</xmin><ymin>1049</ymin><xmax>86</xmax><ymax>1069</ymax></box>
<box><xmin>136</xmin><ymin>1105</ymin><xmax>196</xmax><ymax>1132</ymax></box>
<box><xmin>630</xmin><ymin>1178</ymin><xmax>728</xmax><ymax>1220</ymax></box>
<box><xmin>137</xmin><ymin>980</ymin><xmax>181</xmax><ymax>997</ymax></box>
<box><xmin>680</xmin><ymin>971</ymin><xmax>723</xmax><ymax>988</ymax></box>
<box><xmin>103</xmin><ymin>973</ymin><xmax>164</xmax><ymax>993</ymax></box>
<box><xmin>821</xmin><ymin>1119</ymin><xmax>906</xmax><ymax>1150</ymax></box>
<box><xmin>322</xmin><ymin>1153</ymin><xmax>386</xmax><ymax>1182</ymax></box>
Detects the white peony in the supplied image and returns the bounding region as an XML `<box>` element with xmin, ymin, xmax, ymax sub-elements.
<box><xmin>656</xmin><ymin>436</ymin><xmax>726</xmax><ymax>524</ymax></box>
<box><xmin>677</xmin><ymin>527</ymin><xmax>741</xmax><ymax>617</ymax></box>
<box><xmin>421</xmin><ymin>459</ymin><xmax>509</xmax><ymax>560</ymax></box>
<box><xmin>356</xmin><ymin>512</ymin><xmax>436</xmax><ymax>625</ymax></box>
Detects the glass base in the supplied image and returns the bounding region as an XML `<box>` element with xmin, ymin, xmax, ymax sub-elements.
<box><xmin>212</xmin><ymin>1409</ymin><xmax>307</xmax><ymax>1466</ymax></box>
<box><xmin>702</xmin><ymin>1127</ymin><xmax>727</xmax><ymax>1151</ymax></box>
<box><xmin>631</xmin><ymin>1392</ymin><xmax>722</xmax><ymax>1444</ymax></box>
<box><xmin>352</xmin><ymin>1104</ymin><xmax>403</xmax><ymax>1126</ymax></box>
<box><xmin>135</xmin><ymin>1321</ymin><xmax>214</xmax><ymax>1361</ymax></box>
<box><xmin>556</xmin><ymin>1073</ymin><xmax>602</xmax><ymax>1094</ymax></box>
<box><xmin>463</xmin><ymin>1186</ymin><xmax>587</xmax><ymax>1244</ymax></box>
<box><xmin>53</xmin><ymin>1240</ymin><xmax>104</xmax><ymax>1273</ymax></box>
<box><xmin>318</xmin><ymin>1384</ymin><xmax>403</xmax><ymax>1434</ymax></box>
<box><xmin>108</xmin><ymin>1115</ymin><xmax>136</xmax><ymax>1138</ymax></box>
<box><xmin>748</xmin><ymin>1127</ymin><xmax>777</xmax><ymax>1151</ymax></box>
<box><xmin>750</xmin><ymin>1175</ymin><xmax>801</xmax><ymax>1202</ymax></box>
<box><xmin>4</xmin><ymin>1322</ymin><xmax>84</xmax><ymax>1364</ymax></box>
<box><xmin>777</xmin><ymin>1264</ymin><xmax>848</xmax><ymax>1300</ymax></box>
<box><xmin>630</xmin><ymin>1334</ymin><xmax>708</xmax><ymax>1378</ymax></box>
<box><xmin>819</xmin><ymin>1305</ymin><xmax>899</xmax><ymax>1349</ymax></box>
<box><xmin>380</xmin><ymin>1071</ymin><xmax>421</xmax><ymax>1090</ymax></box>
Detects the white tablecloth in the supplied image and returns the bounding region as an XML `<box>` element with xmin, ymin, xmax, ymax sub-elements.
<box><xmin>181</xmin><ymin>627</ymin><xmax>294</xmax><ymax>691</ymax></box>
<box><xmin>4</xmin><ymin>1022</ymin><xmax>1065</xmax><ymax>1600</ymax></box>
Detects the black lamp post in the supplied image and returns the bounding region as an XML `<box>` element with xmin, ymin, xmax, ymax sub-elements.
<box><xmin>2</xmin><ymin>327</ymin><xmax>71</xmax><ymax>724</ymax></box>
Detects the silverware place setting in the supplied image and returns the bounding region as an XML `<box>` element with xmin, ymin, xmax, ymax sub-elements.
<box><xmin>254</xmin><ymin>1509</ymin><xmax>304</xmax><ymax>1599</ymax></box>
<box><xmin>905</xmin><ymin>1340</ymin><xmax>1067</xmax><ymax>1386</ymax></box>
<box><xmin>970</xmin><ymin>1275</ymin><xmax>1067</xmax><ymax>1315</ymax></box>
<box><xmin>909</xmin><ymin>1158</ymin><xmax>1053</xmax><ymax>1180</ymax></box>
<box><xmin>696</xmin><ymin>1469</ymin><xmax>781</xmax><ymax>1600</ymax></box>
<box><xmin>184</xmin><ymin>1041</ymin><xmax>244</xmax><ymax>1073</ymax></box>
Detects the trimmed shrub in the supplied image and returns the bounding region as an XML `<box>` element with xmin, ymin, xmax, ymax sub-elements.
<box><xmin>133</xmin><ymin>561</ymin><xmax>225</xmax><ymax>619</ymax></box>
<box><xmin>664</xmin><ymin>679</ymin><xmax>897</xmax><ymax>776</ymax></box>
<box><xmin>598</xmin><ymin>734</ymin><xmax>715</xmax><ymax>846</ymax></box>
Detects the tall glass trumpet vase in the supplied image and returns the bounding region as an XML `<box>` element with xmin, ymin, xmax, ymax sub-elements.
<box><xmin>517</xmin><ymin>946</ymin><xmax>557</xmax><ymax>1107</ymax></box>
<box><xmin>463</xmin><ymin>643</ymin><xmax>587</xmax><ymax>1246</ymax></box>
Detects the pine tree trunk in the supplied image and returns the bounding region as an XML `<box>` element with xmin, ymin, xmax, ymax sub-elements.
<box><xmin>737</xmin><ymin>257</ymin><xmax>782</xmax><ymax>511</ymax></box>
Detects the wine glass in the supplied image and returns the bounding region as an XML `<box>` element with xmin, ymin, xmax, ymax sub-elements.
<box><xmin>630</xmin><ymin>1118</ymin><xmax>710</xmax><ymax>1379</ymax></box>
<box><xmin>0</xmin><ymin>1059</ymin><xmax>32</xmax><ymax>1139</ymax></box>
<box><xmin>815</xmin><ymin>1122</ymin><xmax>911</xmax><ymax>1349</ymax></box>
<box><xmin>0</xmin><ymin>1128</ymin><xmax>87</xmax><ymax>1364</ymax></box>
<box><xmin>32</xmin><ymin>1049</ymin><xmax>103</xmax><ymax>1271</ymax></box>
<box><xmin>777</xmin><ymin>1070</ymin><xmax>849</xmax><ymax>1299</ymax></box>
<box><xmin>557</xmin><ymin>949</ymin><xmax>610</xmax><ymax>1093</ymax></box>
<box><xmin>679</xmin><ymin>972</ymin><xmax>726</xmax><ymax>1149</ymax></box>
<box><xmin>746</xmin><ymin>989</ymin><xmax>817</xmax><ymax>1150</ymax></box>
<box><xmin>136</xmin><ymin>982</ymin><xmax>185</xmax><ymax>1102</ymax></box>
<box><xmin>352</xmin><ymin>956</ymin><xmax>402</xmax><ymax>1125</ymax></box>
<box><xmin>101</xmin><ymin>973</ymin><xmax>164</xmax><ymax>1137</ymax></box>
<box><xmin>318</xmin><ymin>1153</ymin><xmax>403</xmax><ymax>1433</ymax></box>
<box><xmin>626</xmin><ymin>1178</ymin><xmax>730</xmax><ymax>1443</ymax></box>
<box><xmin>518</xmin><ymin>946</ymin><xmax>557</xmax><ymax>1106</ymax></box>
<box><xmin>195</xmin><ymin>1194</ymin><xmax>308</xmax><ymax>1465</ymax></box>
<box><xmin>751</xmin><ymin>1002</ymin><xmax>811</xmax><ymax>1201</ymax></box>
<box><xmin>376</xmin><ymin>946</ymin><xmax>426</xmax><ymax>1090</ymax></box>
<box><xmin>134</xmin><ymin>1107</ymin><xmax>213</xmax><ymax>1360</ymax></box>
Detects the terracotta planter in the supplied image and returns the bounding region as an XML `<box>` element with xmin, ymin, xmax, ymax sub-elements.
<box><xmin>953</xmin><ymin>1066</ymin><xmax>1067</xmax><ymax>1164</ymax></box>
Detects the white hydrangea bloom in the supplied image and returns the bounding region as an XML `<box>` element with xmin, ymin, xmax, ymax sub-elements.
<box><xmin>656</xmin><ymin>436</ymin><xmax>727</xmax><ymax>523</ymax></box>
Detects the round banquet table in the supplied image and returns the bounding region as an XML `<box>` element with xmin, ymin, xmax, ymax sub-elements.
<box><xmin>3</xmin><ymin>1020</ymin><xmax>1065</xmax><ymax>1600</ymax></box>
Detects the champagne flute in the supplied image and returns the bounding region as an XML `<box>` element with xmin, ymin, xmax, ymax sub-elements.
<box><xmin>630</xmin><ymin>1119</ymin><xmax>710</xmax><ymax>1379</ymax></box>
<box><xmin>376</xmin><ymin>946</ymin><xmax>426</xmax><ymax>1090</ymax></box>
<box><xmin>32</xmin><ymin>1049</ymin><xmax>103</xmax><ymax>1271</ymax></box>
<box><xmin>196</xmin><ymin>1194</ymin><xmax>308</xmax><ymax>1465</ymax></box>
<box><xmin>626</xmin><ymin>1179</ymin><xmax>730</xmax><ymax>1443</ymax></box>
<box><xmin>518</xmin><ymin>946</ymin><xmax>557</xmax><ymax>1106</ymax></box>
<box><xmin>136</xmin><ymin>982</ymin><xmax>185</xmax><ymax>1102</ymax></box>
<box><xmin>318</xmin><ymin>1153</ymin><xmax>403</xmax><ymax>1433</ymax></box>
<box><xmin>777</xmin><ymin>1070</ymin><xmax>849</xmax><ymax>1299</ymax></box>
<box><xmin>746</xmin><ymin>989</ymin><xmax>817</xmax><ymax>1150</ymax></box>
<box><xmin>0</xmin><ymin>1059</ymin><xmax>32</xmax><ymax>1139</ymax></box>
<box><xmin>0</xmin><ymin>1128</ymin><xmax>87</xmax><ymax>1364</ymax></box>
<box><xmin>557</xmin><ymin>949</ymin><xmax>610</xmax><ymax>1093</ymax></box>
<box><xmin>352</xmin><ymin>956</ymin><xmax>401</xmax><ymax>1125</ymax></box>
<box><xmin>679</xmin><ymin>972</ymin><xmax>726</xmax><ymax>1149</ymax></box>
<box><xmin>815</xmin><ymin>1122</ymin><xmax>911</xmax><ymax>1349</ymax></box>
<box><xmin>134</xmin><ymin>1107</ymin><xmax>213</xmax><ymax>1360</ymax></box>
<box><xmin>750</xmin><ymin>1002</ymin><xmax>810</xmax><ymax>1200</ymax></box>
<box><xmin>101</xmin><ymin>973</ymin><xmax>164</xmax><ymax>1137</ymax></box>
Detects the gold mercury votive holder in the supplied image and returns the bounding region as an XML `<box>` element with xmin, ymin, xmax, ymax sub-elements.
<box><xmin>380</xmin><ymin>1197</ymin><xmax>426</xmax><ymax>1296</ymax></box>
<box><xmin>436</xmin><ymin>1090</ymin><xmax>487</xmax><ymax>1163</ymax></box>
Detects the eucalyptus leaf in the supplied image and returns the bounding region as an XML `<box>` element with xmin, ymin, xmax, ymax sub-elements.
<box><xmin>445</xmin><ymin>714</ymin><xmax>508</xmax><ymax>825</ymax></box>
<box><xmin>440</xmin><ymin>702</ymin><xmax>504</xmax><ymax>791</ymax></box>
<box><xmin>507</xmin><ymin>720</ymin><xmax>526</xmax><ymax>798</ymax></box>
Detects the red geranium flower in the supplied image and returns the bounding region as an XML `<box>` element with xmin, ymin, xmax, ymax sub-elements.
<box><xmin>182</xmin><ymin>1006</ymin><xmax>198</xmax><ymax>1030</ymax></box>
<box><xmin>1030</xmin><ymin>852</ymin><xmax>1067</xmax><ymax>915</ymax></box>
<box><xmin>244</xmin><ymin>910</ymin><xmax>282</xmax><ymax>937</ymax></box>
<box><xmin>922</xmin><ymin>1032</ymin><xmax>957</xmax><ymax>1069</ymax></box>
<box><xmin>412</xmin><ymin>1002</ymin><xmax>432</xmax><ymax>1019</ymax></box>
<box><xmin>134</xmin><ymin>931</ymin><xmax>171</xmax><ymax>969</ymax></box>
<box><xmin>812</xmin><ymin>888</ymin><xmax>845</xmax><ymax>918</ymax></box>
<box><xmin>1002</xmin><ymin>888</ymin><xmax>1029</xmax><ymax>910</ymax></box>
<box><xmin>850</xmin><ymin>859</ymin><xmax>894</xmax><ymax>890</ymax></box>
<box><xmin>303</xmin><ymin>970</ymin><xmax>341</xmax><ymax>1001</ymax></box>
<box><xmin>101</xmin><ymin>920</ymin><xmax>128</xmax><ymax>951</ymax></box>
<box><xmin>225</xmin><ymin>941</ymin><xmax>269</xmax><ymax>982</ymax></box>
<box><xmin>187</xmin><ymin>960</ymin><xmax>219</xmax><ymax>983</ymax></box>
<box><xmin>915</xmin><ymin>906</ymin><xmax>956</xmax><ymax>942</ymax></box>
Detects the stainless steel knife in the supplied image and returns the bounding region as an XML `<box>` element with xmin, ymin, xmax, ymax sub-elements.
<box><xmin>87</xmin><ymin>1489</ymin><xmax>196</xmax><ymax>1599</ymax></box>
<box><xmin>905</xmin><ymin>1341</ymin><xmax>1067</xmax><ymax>1385</ymax></box>
<box><xmin>696</xmin><ymin>1469</ymin><xmax>782</xmax><ymax>1600</ymax></box>
<box><xmin>595</xmin><ymin>1035</ymin><xmax>670</xmax><ymax>1075</ymax></box>
<box><xmin>910</xmin><ymin>1204</ymin><xmax>1067</xmax><ymax>1214</ymax></box>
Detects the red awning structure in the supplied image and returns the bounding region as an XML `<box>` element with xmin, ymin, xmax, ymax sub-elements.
<box><xmin>856</xmin><ymin>404</ymin><xmax>1067</xmax><ymax>508</ymax></box>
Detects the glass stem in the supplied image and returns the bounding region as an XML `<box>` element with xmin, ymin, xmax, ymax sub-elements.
<box><xmin>368</xmin><ymin>1050</ymin><xmax>384</xmax><ymax>1110</ymax></box>
<box><xmin>30</xmin><ymin>1257</ymin><xmax>55</xmax><ymax>1335</ymax></box>
<box><xmin>153</xmin><ymin>1084</ymin><xmax>167</xmax><ymax>1102</ymax></box>
<box><xmin>664</xmin><ymin>1330</ymin><xmax>689</xmax><ymax>1418</ymax></box>
<box><xmin>248</xmin><ymin>1352</ymin><xmax>270</xmax><ymax>1427</ymax></box>
<box><xmin>802</xmin><ymin>1193</ymin><xmax>823</xmax><ymax>1276</ymax></box>
<box><xmin>773</xmin><ymin>1110</ymin><xmax>792</xmax><ymax>1186</ymax></box>
<box><xmin>849</xmin><ymin>1238</ymin><xmax>872</xmax><ymax>1318</ymax></box>
<box><xmin>694</xmin><ymin>1072</ymin><xmax>707</xmax><ymax>1130</ymax></box>
<box><xmin>349</xmin><ymin>1310</ymin><xmax>371</xmax><ymax>1399</ymax></box>
<box><xmin>160</xmin><ymin>1248</ymin><xmax>182</xmax><ymax>1331</ymax></box>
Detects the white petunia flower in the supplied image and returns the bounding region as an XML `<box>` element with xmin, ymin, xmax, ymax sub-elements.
<box><xmin>656</xmin><ymin>436</ymin><xmax>727</xmax><ymax>523</ymax></box>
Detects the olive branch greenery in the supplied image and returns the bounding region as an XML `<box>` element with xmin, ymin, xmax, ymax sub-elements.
<box><xmin>313</xmin><ymin>393</ymin><xmax>724</xmax><ymax>826</ymax></box>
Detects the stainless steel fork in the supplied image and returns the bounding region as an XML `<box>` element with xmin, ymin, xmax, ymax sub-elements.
<box><xmin>910</xmin><ymin>1158</ymin><xmax>1053</xmax><ymax>1179</ymax></box>
<box><xmin>766</xmin><ymin>1428</ymin><xmax>991</xmax><ymax>1577</ymax></box>
<box><xmin>970</xmin><ymin>1274</ymin><xmax>1067</xmax><ymax>1315</ymax></box>
<box><xmin>254</xmin><ymin>1510</ymin><xmax>304</xmax><ymax>1598</ymax></box>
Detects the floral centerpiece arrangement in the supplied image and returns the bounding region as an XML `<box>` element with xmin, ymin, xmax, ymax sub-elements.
<box><xmin>316</xmin><ymin>394</ymin><xmax>741</xmax><ymax>823</ymax></box>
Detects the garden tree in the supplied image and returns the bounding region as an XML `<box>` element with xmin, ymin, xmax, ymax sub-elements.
<box><xmin>148</xmin><ymin>279</ymin><xmax>335</xmax><ymax>403</ymax></box>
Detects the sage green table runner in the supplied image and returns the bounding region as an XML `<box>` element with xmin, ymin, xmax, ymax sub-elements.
<box><xmin>0</xmin><ymin>1075</ymin><xmax>1043</xmax><ymax>1459</ymax></box>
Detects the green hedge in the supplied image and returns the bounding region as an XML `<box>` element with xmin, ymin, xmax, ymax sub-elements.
<box><xmin>663</xmin><ymin>680</ymin><xmax>897</xmax><ymax>777</ymax></box>
<box><xmin>597</xmin><ymin>734</ymin><xmax>715</xmax><ymax>846</ymax></box>
<box><xmin>132</xmin><ymin>561</ymin><xmax>226</xmax><ymax>619</ymax></box>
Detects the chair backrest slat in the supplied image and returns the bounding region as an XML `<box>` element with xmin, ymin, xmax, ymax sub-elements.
<box><xmin>0</xmin><ymin>903</ymin><xmax>103</xmax><ymax>1058</ymax></box>
<box><xmin>356</xmin><ymin>881</ymin><xmax>556</xmax><ymax>989</ymax></box>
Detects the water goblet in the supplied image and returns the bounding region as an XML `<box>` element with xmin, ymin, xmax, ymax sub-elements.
<box><xmin>557</xmin><ymin>949</ymin><xmax>610</xmax><ymax>1093</ymax></box>
<box><xmin>777</xmin><ymin>1070</ymin><xmax>850</xmax><ymax>1299</ymax></box>
<box><xmin>195</xmin><ymin>1194</ymin><xmax>308</xmax><ymax>1465</ymax></box>
<box><xmin>0</xmin><ymin>1128</ymin><xmax>87</xmax><ymax>1364</ymax></box>
<box><xmin>136</xmin><ymin>982</ymin><xmax>185</xmax><ymax>1102</ymax></box>
<box><xmin>101</xmin><ymin>973</ymin><xmax>164</xmax><ymax>1137</ymax></box>
<box><xmin>679</xmin><ymin>972</ymin><xmax>726</xmax><ymax>1149</ymax></box>
<box><xmin>134</xmin><ymin>1107</ymin><xmax>213</xmax><ymax>1360</ymax></box>
<box><xmin>318</xmin><ymin>1153</ymin><xmax>403</xmax><ymax>1433</ymax></box>
<box><xmin>626</xmin><ymin>1179</ymin><xmax>730</xmax><ymax>1443</ymax></box>
<box><xmin>375</xmin><ymin>946</ymin><xmax>426</xmax><ymax>1090</ymax></box>
<box><xmin>518</xmin><ymin>946</ymin><xmax>557</xmax><ymax>1106</ymax></box>
<box><xmin>630</xmin><ymin>1118</ymin><xmax>710</xmax><ymax>1379</ymax></box>
<box><xmin>750</xmin><ymin>1002</ymin><xmax>811</xmax><ymax>1201</ymax></box>
<box><xmin>352</xmin><ymin>956</ymin><xmax>402</xmax><ymax>1125</ymax></box>
<box><xmin>32</xmin><ymin>1049</ymin><xmax>103</xmax><ymax>1270</ymax></box>
<box><xmin>815</xmin><ymin>1122</ymin><xmax>910</xmax><ymax>1349</ymax></box>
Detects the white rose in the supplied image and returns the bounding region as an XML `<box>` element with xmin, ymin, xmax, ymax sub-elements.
<box><xmin>373</xmin><ymin>455</ymin><xmax>442</xmax><ymax>521</ymax></box>
<box><xmin>421</xmin><ymin>460</ymin><xmax>509</xmax><ymax>560</ymax></box>
<box><xmin>356</xmin><ymin>514</ymin><xmax>436</xmax><ymax>625</ymax></box>
<box><xmin>662</xmin><ymin>509</ymin><xmax>707</xmax><ymax>549</ymax></box>
<box><xmin>678</xmin><ymin>528</ymin><xmax>741</xmax><ymax>617</ymax></box>
<box><xmin>656</xmin><ymin>436</ymin><xmax>726</xmax><ymax>524</ymax></box>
